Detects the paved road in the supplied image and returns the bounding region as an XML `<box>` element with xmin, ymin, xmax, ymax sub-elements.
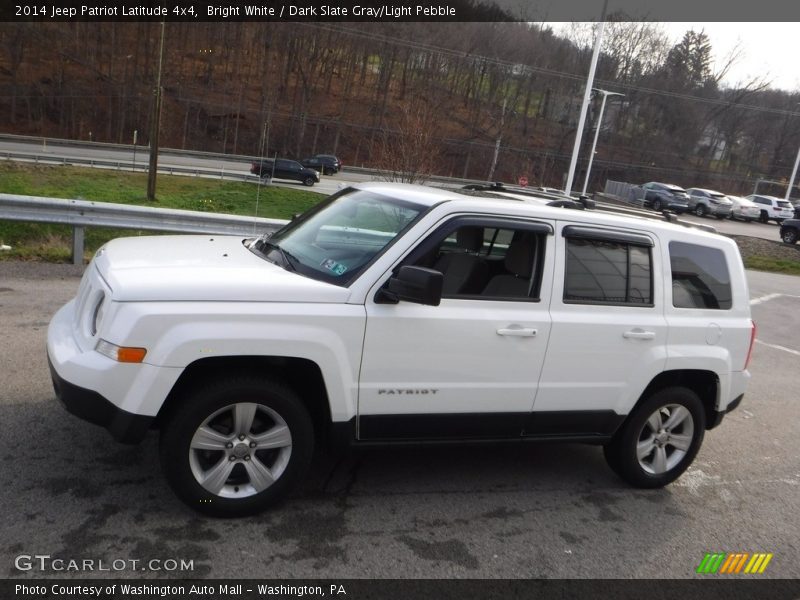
<box><xmin>0</xmin><ymin>139</ymin><xmax>374</xmax><ymax>198</ymax></box>
<box><xmin>0</xmin><ymin>262</ymin><xmax>797</xmax><ymax>580</ymax></box>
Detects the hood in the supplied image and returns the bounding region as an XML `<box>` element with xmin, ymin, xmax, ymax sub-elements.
<box><xmin>93</xmin><ymin>235</ymin><xmax>351</xmax><ymax>303</ymax></box>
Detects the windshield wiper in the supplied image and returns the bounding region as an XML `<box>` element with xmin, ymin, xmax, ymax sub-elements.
<box><xmin>259</xmin><ymin>240</ymin><xmax>296</xmax><ymax>272</ymax></box>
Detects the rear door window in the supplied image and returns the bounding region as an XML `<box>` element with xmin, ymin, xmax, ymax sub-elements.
<box><xmin>563</xmin><ymin>230</ymin><xmax>653</xmax><ymax>306</ymax></box>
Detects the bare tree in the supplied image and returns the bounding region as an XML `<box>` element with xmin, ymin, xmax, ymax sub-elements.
<box><xmin>372</xmin><ymin>102</ymin><xmax>441</xmax><ymax>184</ymax></box>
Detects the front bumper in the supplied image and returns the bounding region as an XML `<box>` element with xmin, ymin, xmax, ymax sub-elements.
<box><xmin>47</xmin><ymin>300</ymin><xmax>180</xmax><ymax>444</ymax></box>
<box><xmin>48</xmin><ymin>354</ymin><xmax>153</xmax><ymax>443</ymax></box>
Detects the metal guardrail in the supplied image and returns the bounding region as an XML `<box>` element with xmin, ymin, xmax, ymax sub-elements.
<box><xmin>1</xmin><ymin>150</ymin><xmax>261</xmax><ymax>182</ymax></box>
<box><xmin>0</xmin><ymin>194</ymin><xmax>288</xmax><ymax>265</ymax></box>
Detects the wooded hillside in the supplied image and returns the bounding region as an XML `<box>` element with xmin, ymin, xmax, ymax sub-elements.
<box><xmin>1</xmin><ymin>21</ymin><xmax>798</xmax><ymax>195</ymax></box>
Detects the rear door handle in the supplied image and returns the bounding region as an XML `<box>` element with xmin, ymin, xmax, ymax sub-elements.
<box><xmin>623</xmin><ymin>328</ymin><xmax>656</xmax><ymax>340</ymax></box>
<box><xmin>497</xmin><ymin>326</ymin><xmax>537</xmax><ymax>337</ymax></box>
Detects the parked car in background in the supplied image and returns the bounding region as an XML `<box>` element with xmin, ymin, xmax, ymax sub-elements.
<box><xmin>685</xmin><ymin>188</ymin><xmax>733</xmax><ymax>219</ymax></box>
<box><xmin>793</xmin><ymin>202</ymin><xmax>800</xmax><ymax>219</ymax></box>
<box><xmin>301</xmin><ymin>154</ymin><xmax>341</xmax><ymax>175</ymax></box>
<box><xmin>745</xmin><ymin>194</ymin><xmax>794</xmax><ymax>223</ymax></box>
<box><xmin>780</xmin><ymin>219</ymin><xmax>800</xmax><ymax>244</ymax></box>
<box><xmin>726</xmin><ymin>195</ymin><xmax>761</xmax><ymax>222</ymax></box>
<box><xmin>629</xmin><ymin>182</ymin><xmax>690</xmax><ymax>213</ymax></box>
<box><xmin>251</xmin><ymin>158</ymin><xmax>320</xmax><ymax>186</ymax></box>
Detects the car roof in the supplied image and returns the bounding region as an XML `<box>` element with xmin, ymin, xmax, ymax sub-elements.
<box><xmin>351</xmin><ymin>182</ymin><xmax>727</xmax><ymax>242</ymax></box>
<box><xmin>688</xmin><ymin>187</ymin><xmax>726</xmax><ymax>196</ymax></box>
<box><xmin>648</xmin><ymin>182</ymin><xmax>686</xmax><ymax>190</ymax></box>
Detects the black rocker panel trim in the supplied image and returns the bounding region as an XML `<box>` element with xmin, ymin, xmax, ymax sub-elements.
<box><xmin>357</xmin><ymin>411</ymin><xmax>625</xmax><ymax>441</ymax></box>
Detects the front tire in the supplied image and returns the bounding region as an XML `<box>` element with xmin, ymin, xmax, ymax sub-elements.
<box><xmin>653</xmin><ymin>199</ymin><xmax>662</xmax><ymax>211</ymax></box>
<box><xmin>604</xmin><ymin>387</ymin><xmax>705</xmax><ymax>488</ymax></box>
<box><xmin>695</xmin><ymin>204</ymin><xmax>706</xmax><ymax>217</ymax></box>
<box><xmin>302</xmin><ymin>176</ymin><xmax>315</xmax><ymax>186</ymax></box>
<box><xmin>160</xmin><ymin>377</ymin><xmax>314</xmax><ymax>517</ymax></box>
<box><xmin>759</xmin><ymin>210</ymin><xmax>769</xmax><ymax>223</ymax></box>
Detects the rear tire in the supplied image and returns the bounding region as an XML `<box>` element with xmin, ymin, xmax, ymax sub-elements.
<box><xmin>159</xmin><ymin>377</ymin><xmax>314</xmax><ymax>517</ymax></box>
<box><xmin>604</xmin><ymin>387</ymin><xmax>705</xmax><ymax>488</ymax></box>
<box><xmin>783</xmin><ymin>228</ymin><xmax>798</xmax><ymax>244</ymax></box>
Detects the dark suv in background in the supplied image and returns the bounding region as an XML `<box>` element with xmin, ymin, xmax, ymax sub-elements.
<box><xmin>250</xmin><ymin>158</ymin><xmax>320</xmax><ymax>186</ymax></box>
<box><xmin>301</xmin><ymin>154</ymin><xmax>341</xmax><ymax>175</ymax></box>
<box><xmin>630</xmin><ymin>182</ymin><xmax>690</xmax><ymax>213</ymax></box>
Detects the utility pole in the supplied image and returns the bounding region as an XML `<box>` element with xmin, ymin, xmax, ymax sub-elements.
<box><xmin>564</xmin><ymin>0</ymin><xmax>608</xmax><ymax>196</ymax></box>
<box><xmin>147</xmin><ymin>21</ymin><xmax>166</xmax><ymax>201</ymax></box>
<box><xmin>582</xmin><ymin>89</ymin><xmax>624</xmax><ymax>196</ymax></box>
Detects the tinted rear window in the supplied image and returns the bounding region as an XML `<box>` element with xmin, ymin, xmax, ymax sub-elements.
<box><xmin>565</xmin><ymin>238</ymin><xmax>653</xmax><ymax>305</ymax></box>
<box><xmin>669</xmin><ymin>242</ymin><xmax>732</xmax><ymax>309</ymax></box>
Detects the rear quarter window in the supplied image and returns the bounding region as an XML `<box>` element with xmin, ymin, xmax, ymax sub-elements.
<box><xmin>669</xmin><ymin>242</ymin><xmax>732</xmax><ymax>309</ymax></box>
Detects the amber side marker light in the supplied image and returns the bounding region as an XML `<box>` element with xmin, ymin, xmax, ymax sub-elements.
<box><xmin>96</xmin><ymin>340</ymin><xmax>147</xmax><ymax>363</ymax></box>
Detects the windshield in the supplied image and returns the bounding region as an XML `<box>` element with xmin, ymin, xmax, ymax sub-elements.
<box><xmin>252</xmin><ymin>188</ymin><xmax>427</xmax><ymax>286</ymax></box>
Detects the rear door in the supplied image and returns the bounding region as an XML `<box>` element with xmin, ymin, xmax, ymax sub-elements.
<box><xmin>532</xmin><ymin>223</ymin><xmax>668</xmax><ymax>437</ymax></box>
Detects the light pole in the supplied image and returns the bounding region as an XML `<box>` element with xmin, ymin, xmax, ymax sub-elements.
<box><xmin>785</xmin><ymin>104</ymin><xmax>800</xmax><ymax>204</ymax></box>
<box><xmin>564</xmin><ymin>0</ymin><xmax>608</xmax><ymax>196</ymax></box>
<box><xmin>582</xmin><ymin>89</ymin><xmax>624</xmax><ymax>196</ymax></box>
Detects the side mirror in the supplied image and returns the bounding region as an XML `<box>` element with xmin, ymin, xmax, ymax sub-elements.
<box><xmin>380</xmin><ymin>266</ymin><xmax>443</xmax><ymax>306</ymax></box>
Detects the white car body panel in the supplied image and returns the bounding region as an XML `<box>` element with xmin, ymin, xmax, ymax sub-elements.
<box><xmin>48</xmin><ymin>182</ymin><xmax>754</xmax><ymax>437</ymax></box>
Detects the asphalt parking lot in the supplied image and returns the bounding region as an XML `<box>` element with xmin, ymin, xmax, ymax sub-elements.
<box><xmin>0</xmin><ymin>262</ymin><xmax>798</xmax><ymax>580</ymax></box>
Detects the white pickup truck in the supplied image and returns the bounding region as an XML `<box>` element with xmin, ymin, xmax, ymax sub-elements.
<box><xmin>47</xmin><ymin>182</ymin><xmax>755</xmax><ymax>516</ymax></box>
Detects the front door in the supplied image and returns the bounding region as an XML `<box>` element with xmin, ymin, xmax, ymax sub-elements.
<box><xmin>358</xmin><ymin>217</ymin><xmax>555</xmax><ymax>440</ymax></box>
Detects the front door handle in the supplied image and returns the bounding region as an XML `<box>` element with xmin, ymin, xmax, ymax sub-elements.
<box><xmin>497</xmin><ymin>326</ymin><xmax>538</xmax><ymax>337</ymax></box>
<box><xmin>623</xmin><ymin>328</ymin><xmax>656</xmax><ymax>340</ymax></box>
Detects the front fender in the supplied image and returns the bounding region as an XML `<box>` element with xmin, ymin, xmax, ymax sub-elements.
<box><xmin>101</xmin><ymin>301</ymin><xmax>367</xmax><ymax>422</ymax></box>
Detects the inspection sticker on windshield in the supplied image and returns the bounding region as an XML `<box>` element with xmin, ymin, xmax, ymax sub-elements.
<box><xmin>321</xmin><ymin>259</ymin><xmax>348</xmax><ymax>276</ymax></box>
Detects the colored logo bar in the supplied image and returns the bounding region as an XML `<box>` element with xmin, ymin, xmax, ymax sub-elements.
<box><xmin>696</xmin><ymin>552</ymin><xmax>773</xmax><ymax>574</ymax></box>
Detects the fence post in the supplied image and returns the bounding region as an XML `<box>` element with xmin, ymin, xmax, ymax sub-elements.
<box><xmin>71</xmin><ymin>226</ymin><xmax>85</xmax><ymax>265</ymax></box>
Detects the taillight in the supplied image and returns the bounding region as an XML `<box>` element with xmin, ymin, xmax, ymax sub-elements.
<box><xmin>744</xmin><ymin>320</ymin><xmax>757</xmax><ymax>370</ymax></box>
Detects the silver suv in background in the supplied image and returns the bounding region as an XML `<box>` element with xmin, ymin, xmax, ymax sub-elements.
<box><xmin>746</xmin><ymin>194</ymin><xmax>794</xmax><ymax>224</ymax></box>
<box><xmin>686</xmin><ymin>188</ymin><xmax>733</xmax><ymax>219</ymax></box>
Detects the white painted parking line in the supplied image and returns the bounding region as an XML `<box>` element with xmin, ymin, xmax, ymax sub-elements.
<box><xmin>750</xmin><ymin>293</ymin><xmax>784</xmax><ymax>305</ymax></box>
<box><xmin>755</xmin><ymin>339</ymin><xmax>800</xmax><ymax>357</ymax></box>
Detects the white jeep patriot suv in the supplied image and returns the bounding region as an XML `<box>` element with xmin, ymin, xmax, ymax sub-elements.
<box><xmin>47</xmin><ymin>183</ymin><xmax>755</xmax><ymax>516</ymax></box>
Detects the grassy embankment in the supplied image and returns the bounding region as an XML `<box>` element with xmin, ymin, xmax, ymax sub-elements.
<box><xmin>0</xmin><ymin>163</ymin><xmax>324</xmax><ymax>261</ymax></box>
<box><xmin>1</xmin><ymin>162</ymin><xmax>799</xmax><ymax>275</ymax></box>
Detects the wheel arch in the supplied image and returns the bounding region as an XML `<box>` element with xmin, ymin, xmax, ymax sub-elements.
<box><xmin>628</xmin><ymin>369</ymin><xmax>719</xmax><ymax>432</ymax></box>
<box><xmin>155</xmin><ymin>355</ymin><xmax>333</xmax><ymax>442</ymax></box>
